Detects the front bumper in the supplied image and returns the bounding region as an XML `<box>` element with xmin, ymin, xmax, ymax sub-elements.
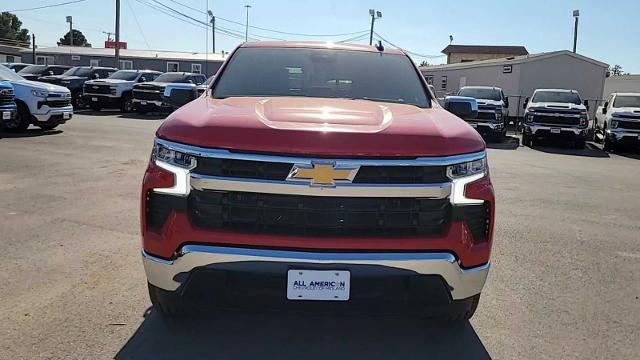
<box><xmin>467</xmin><ymin>121</ymin><xmax>504</xmax><ymax>134</ymax></box>
<box><xmin>605</xmin><ymin>128</ymin><xmax>640</xmax><ymax>143</ymax></box>
<box><xmin>525</xmin><ymin>124</ymin><xmax>587</xmax><ymax>139</ymax></box>
<box><xmin>84</xmin><ymin>94</ymin><xmax>121</xmax><ymax>107</ymax></box>
<box><xmin>143</xmin><ymin>245</ymin><xmax>490</xmax><ymax>300</ymax></box>
<box><xmin>0</xmin><ymin>106</ymin><xmax>18</xmax><ymax>123</ymax></box>
<box><xmin>132</xmin><ymin>98</ymin><xmax>171</xmax><ymax>111</ymax></box>
<box><xmin>33</xmin><ymin>105</ymin><xmax>73</xmax><ymax>123</ymax></box>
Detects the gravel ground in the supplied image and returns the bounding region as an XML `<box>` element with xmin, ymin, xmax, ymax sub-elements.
<box><xmin>0</xmin><ymin>112</ymin><xmax>638</xmax><ymax>359</ymax></box>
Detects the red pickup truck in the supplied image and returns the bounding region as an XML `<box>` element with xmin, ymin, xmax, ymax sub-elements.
<box><xmin>141</xmin><ymin>41</ymin><xmax>494</xmax><ymax>321</ymax></box>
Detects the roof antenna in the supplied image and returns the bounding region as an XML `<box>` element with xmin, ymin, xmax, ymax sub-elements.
<box><xmin>375</xmin><ymin>40</ymin><xmax>384</xmax><ymax>52</ymax></box>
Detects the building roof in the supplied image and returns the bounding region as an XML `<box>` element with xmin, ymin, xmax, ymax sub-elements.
<box><xmin>0</xmin><ymin>44</ymin><xmax>28</xmax><ymax>56</ymax></box>
<box><xmin>420</xmin><ymin>50</ymin><xmax>608</xmax><ymax>72</ymax></box>
<box><xmin>20</xmin><ymin>46</ymin><xmax>227</xmax><ymax>62</ymax></box>
<box><xmin>441</xmin><ymin>45</ymin><xmax>528</xmax><ymax>55</ymax></box>
<box><xmin>242</xmin><ymin>41</ymin><xmax>406</xmax><ymax>55</ymax></box>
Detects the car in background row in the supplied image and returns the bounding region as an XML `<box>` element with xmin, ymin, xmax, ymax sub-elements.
<box><xmin>522</xmin><ymin>89</ymin><xmax>589</xmax><ymax>149</ymax></box>
<box><xmin>0</xmin><ymin>81</ymin><xmax>18</xmax><ymax>128</ymax></box>
<box><xmin>82</xmin><ymin>69</ymin><xmax>162</xmax><ymax>112</ymax></box>
<box><xmin>38</xmin><ymin>66</ymin><xmax>117</xmax><ymax>108</ymax></box>
<box><xmin>2</xmin><ymin>63</ymin><xmax>33</xmax><ymax>73</ymax></box>
<box><xmin>456</xmin><ymin>86</ymin><xmax>509</xmax><ymax>141</ymax></box>
<box><xmin>17</xmin><ymin>64</ymin><xmax>71</xmax><ymax>81</ymax></box>
<box><xmin>0</xmin><ymin>65</ymin><xmax>73</xmax><ymax>131</ymax></box>
<box><xmin>595</xmin><ymin>92</ymin><xmax>640</xmax><ymax>151</ymax></box>
<box><xmin>131</xmin><ymin>72</ymin><xmax>207</xmax><ymax>114</ymax></box>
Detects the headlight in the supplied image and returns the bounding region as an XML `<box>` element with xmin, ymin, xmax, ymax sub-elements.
<box><xmin>153</xmin><ymin>142</ymin><xmax>196</xmax><ymax>169</ymax></box>
<box><xmin>525</xmin><ymin>113</ymin><xmax>534</xmax><ymax>123</ymax></box>
<box><xmin>610</xmin><ymin>120</ymin><xmax>618</xmax><ymax>129</ymax></box>
<box><xmin>31</xmin><ymin>89</ymin><xmax>49</xmax><ymax>98</ymax></box>
<box><xmin>447</xmin><ymin>157</ymin><xmax>487</xmax><ymax>179</ymax></box>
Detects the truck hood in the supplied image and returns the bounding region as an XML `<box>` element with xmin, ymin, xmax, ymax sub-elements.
<box><xmin>39</xmin><ymin>75</ymin><xmax>87</xmax><ymax>82</ymax></box>
<box><xmin>135</xmin><ymin>81</ymin><xmax>169</xmax><ymax>89</ymax></box>
<box><xmin>157</xmin><ymin>97</ymin><xmax>485</xmax><ymax>157</ymax></box>
<box><xmin>476</xmin><ymin>99</ymin><xmax>503</xmax><ymax>106</ymax></box>
<box><xmin>85</xmin><ymin>79</ymin><xmax>133</xmax><ymax>85</ymax></box>
<box><xmin>528</xmin><ymin>101</ymin><xmax>586</xmax><ymax>111</ymax></box>
<box><xmin>10</xmin><ymin>79</ymin><xmax>70</xmax><ymax>94</ymax></box>
<box><xmin>611</xmin><ymin>107</ymin><xmax>640</xmax><ymax>115</ymax></box>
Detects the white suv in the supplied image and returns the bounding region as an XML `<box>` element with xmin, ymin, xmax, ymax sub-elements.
<box><xmin>83</xmin><ymin>69</ymin><xmax>162</xmax><ymax>112</ymax></box>
<box><xmin>0</xmin><ymin>63</ymin><xmax>72</xmax><ymax>131</ymax></box>
<box><xmin>595</xmin><ymin>93</ymin><xmax>640</xmax><ymax>151</ymax></box>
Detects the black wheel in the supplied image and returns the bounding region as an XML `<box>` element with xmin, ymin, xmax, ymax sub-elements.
<box><xmin>574</xmin><ymin>138</ymin><xmax>586</xmax><ymax>149</ymax></box>
<box><xmin>522</xmin><ymin>133</ymin><xmax>532</xmax><ymax>147</ymax></box>
<box><xmin>37</xmin><ymin>124</ymin><xmax>59</xmax><ymax>131</ymax></box>
<box><xmin>72</xmin><ymin>92</ymin><xmax>87</xmax><ymax>109</ymax></box>
<box><xmin>4</xmin><ymin>102</ymin><xmax>30</xmax><ymax>132</ymax></box>
<box><xmin>602</xmin><ymin>126</ymin><xmax>613</xmax><ymax>151</ymax></box>
<box><xmin>120</xmin><ymin>94</ymin><xmax>133</xmax><ymax>112</ymax></box>
<box><xmin>147</xmin><ymin>282</ymin><xmax>195</xmax><ymax>317</ymax></box>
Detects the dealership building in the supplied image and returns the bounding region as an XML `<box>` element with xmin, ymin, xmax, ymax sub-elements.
<box><xmin>19</xmin><ymin>46</ymin><xmax>226</xmax><ymax>77</ymax></box>
<box><xmin>420</xmin><ymin>50</ymin><xmax>609</xmax><ymax>118</ymax></box>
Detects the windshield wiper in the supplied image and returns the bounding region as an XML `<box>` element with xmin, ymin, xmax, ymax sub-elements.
<box><xmin>348</xmin><ymin>96</ymin><xmax>406</xmax><ymax>104</ymax></box>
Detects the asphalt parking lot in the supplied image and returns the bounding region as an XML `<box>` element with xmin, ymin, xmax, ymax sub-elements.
<box><xmin>0</xmin><ymin>112</ymin><xmax>639</xmax><ymax>359</ymax></box>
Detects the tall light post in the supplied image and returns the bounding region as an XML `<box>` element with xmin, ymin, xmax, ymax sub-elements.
<box><xmin>244</xmin><ymin>5</ymin><xmax>251</xmax><ymax>42</ymax></box>
<box><xmin>572</xmin><ymin>9</ymin><xmax>579</xmax><ymax>53</ymax></box>
<box><xmin>66</xmin><ymin>16</ymin><xmax>73</xmax><ymax>46</ymax></box>
<box><xmin>368</xmin><ymin>9</ymin><xmax>382</xmax><ymax>46</ymax></box>
<box><xmin>208</xmin><ymin>10</ymin><xmax>215</xmax><ymax>53</ymax></box>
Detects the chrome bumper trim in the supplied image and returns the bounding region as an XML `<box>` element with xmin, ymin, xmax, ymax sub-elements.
<box><xmin>527</xmin><ymin>124</ymin><xmax>586</xmax><ymax>135</ymax></box>
<box><xmin>469</xmin><ymin>121</ymin><xmax>502</xmax><ymax>130</ymax></box>
<box><xmin>142</xmin><ymin>246</ymin><xmax>490</xmax><ymax>300</ymax></box>
<box><xmin>606</xmin><ymin>129</ymin><xmax>640</xmax><ymax>138</ymax></box>
<box><xmin>132</xmin><ymin>99</ymin><xmax>163</xmax><ymax>106</ymax></box>
<box><xmin>33</xmin><ymin>107</ymin><xmax>73</xmax><ymax>122</ymax></box>
<box><xmin>190</xmin><ymin>174</ymin><xmax>452</xmax><ymax>198</ymax></box>
<box><xmin>155</xmin><ymin>138</ymin><xmax>486</xmax><ymax>166</ymax></box>
<box><xmin>84</xmin><ymin>93</ymin><xmax>118</xmax><ymax>98</ymax></box>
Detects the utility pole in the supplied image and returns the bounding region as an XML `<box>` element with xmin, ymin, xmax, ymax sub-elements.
<box><xmin>572</xmin><ymin>10</ymin><xmax>579</xmax><ymax>53</ymax></box>
<box><xmin>210</xmin><ymin>12</ymin><xmax>215</xmax><ymax>53</ymax></box>
<box><xmin>115</xmin><ymin>0</ymin><xmax>121</xmax><ymax>67</ymax></box>
<box><xmin>66</xmin><ymin>16</ymin><xmax>73</xmax><ymax>46</ymax></box>
<box><xmin>32</xmin><ymin>34</ymin><xmax>36</xmax><ymax>63</ymax></box>
<box><xmin>244</xmin><ymin>5</ymin><xmax>251</xmax><ymax>42</ymax></box>
<box><xmin>368</xmin><ymin>9</ymin><xmax>382</xmax><ymax>45</ymax></box>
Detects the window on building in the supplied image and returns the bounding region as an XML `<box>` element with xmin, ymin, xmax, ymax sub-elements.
<box><xmin>191</xmin><ymin>63</ymin><xmax>202</xmax><ymax>74</ymax></box>
<box><xmin>167</xmin><ymin>62</ymin><xmax>179</xmax><ymax>72</ymax></box>
<box><xmin>441</xmin><ymin>76</ymin><xmax>447</xmax><ymax>90</ymax></box>
<box><xmin>425</xmin><ymin>75</ymin><xmax>433</xmax><ymax>85</ymax></box>
<box><xmin>6</xmin><ymin>55</ymin><xmax>15</xmax><ymax>63</ymax></box>
<box><xmin>90</xmin><ymin>59</ymin><xmax>100</xmax><ymax>67</ymax></box>
<box><xmin>119</xmin><ymin>60</ymin><xmax>133</xmax><ymax>70</ymax></box>
<box><xmin>36</xmin><ymin>56</ymin><xmax>55</xmax><ymax>65</ymax></box>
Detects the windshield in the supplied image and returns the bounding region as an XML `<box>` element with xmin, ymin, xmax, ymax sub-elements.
<box><xmin>109</xmin><ymin>71</ymin><xmax>139</xmax><ymax>81</ymax></box>
<box><xmin>0</xmin><ymin>65</ymin><xmax>24</xmax><ymax>81</ymax></box>
<box><xmin>458</xmin><ymin>88</ymin><xmax>502</xmax><ymax>101</ymax></box>
<box><xmin>532</xmin><ymin>91</ymin><xmax>582</xmax><ymax>105</ymax></box>
<box><xmin>212</xmin><ymin>48</ymin><xmax>430</xmax><ymax>108</ymax></box>
<box><xmin>62</xmin><ymin>67</ymin><xmax>92</xmax><ymax>77</ymax></box>
<box><xmin>18</xmin><ymin>65</ymin><xmax>45</xmax><ymax>74</ymax></box>
<box><xmin>613</xmin><ymin>95</ymin><xmax>640</xmax><ymax>108</ymax></box>
<box><xmin>155</xmin><ymin>73</ymin><xmax>190</xmax><ymax>83</ymax></box>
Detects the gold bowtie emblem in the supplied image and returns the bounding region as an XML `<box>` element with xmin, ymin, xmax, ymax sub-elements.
<box><xmin>289</xmin><ymin>163</ymin><xmax>357</xmax><ymax>186</ymax></box>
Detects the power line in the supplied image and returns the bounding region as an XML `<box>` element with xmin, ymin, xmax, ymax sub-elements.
<box><xmin>125</xmin><ymin>0</ymin><xmax>150</xmax><ymax>48</ymax></box>
<box><xmin>374</xmin><ymin>31</ymin><xmax>445</xmax><ymax>58</ymax></box>
<box><xmin>8</xmin><ymin>0</ymin><xmax>88</xmax><ymax>12</ymax></box>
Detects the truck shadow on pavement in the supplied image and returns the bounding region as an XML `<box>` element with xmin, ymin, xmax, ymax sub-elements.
<box><xmin>115</xmin><ymin>308</ymin><xmax>491</xmax><ymax>360</ymax></box>
<box><xmin>529</xmin><ymin>140</ymin><xmax>610</xmax><ymax>158</ymax></box>
<box><xmin>485</xmin><ymin>135</ymin><xmax>520</xmax><ymax>150</ymax></box>
<box><xmin>0</xmin><ymin>128</ymin><xmax>63</xmax><ymax>139</ymax></box>
<box><xmin>77</xmin><ymin>109</ymin><xmax>167</xmax><ymax>120</ymax></box>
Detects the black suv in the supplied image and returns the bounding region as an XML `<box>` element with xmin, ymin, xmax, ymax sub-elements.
<box><xmin>39</xmin><ymin>66</ymin><xmax>117</xmax><ymax>108</ymax></box>
<box><xmin>17</xmin><ymin>65</ymin><xmax>72</xmax><ymax>81</ymax></box>
<box><xmin>131</xmin><ymin>72</ymin><xmax>207</xmax><ymax>114</ymax></box>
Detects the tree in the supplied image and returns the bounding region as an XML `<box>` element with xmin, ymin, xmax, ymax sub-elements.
<box><xmin>419</xmin><ymin>60</ymin><xmax>430</xmax><ymax>67</ymax></box>
<box><xmin>0</xmin><ymin>12</ymin><xmax>30</xmax><ymax>47</ymax></box>
<box><xmin>58</xmin><ymin>29</ymin><xmax>91</xmax><ymax>47</ymax></box>
<box><xmin>609</xmin><ymin>64</ymin><xmax>624</xmax><ymax>76</ymax></box>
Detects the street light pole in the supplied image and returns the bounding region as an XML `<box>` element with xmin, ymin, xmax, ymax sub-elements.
<box><xmin>115</xmin><ymin>0</ymin><xmax>121</xmax><ymax>67</ymax></box>
<box><xmin>208</xmin><ymin>10</ymin><xmax>215</xmax><ymax>53</ymax></box>
<box><xmin>572</xmin><ymin>9</ymin><xmax>579</xmax><ymax>53</ymax></box>
<box><xmin>244</xmin><ymin>5</ymin><xmax>251</xmax><ymax>42</ymax></box>
<box><xmin>368</xmin><ymin>9</ymin><xmax>382</xmax><ymax>46</ymax></box>
<box><xmin>66</xmin><ymin>16</ymin><xmax>73</xmax><ymax>46</ymax></box>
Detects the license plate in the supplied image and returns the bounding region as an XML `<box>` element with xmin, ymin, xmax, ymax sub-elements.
<box><xmin>550</xmin><ymin>128</ymin><xmax>561</xmax><ymax>134</ymax></box>
<box><xmin>63</xmin><ymin>112</ymin><xmax>70</xmax><ymax>119</ymax></box>
<box><xmin>2</xmin><ymin>111</ymin><xmax>9</xmax><ymax>120</ymax></box>
<box><xmin>141</xmin><ymin>101</ymin><xmax>147</xmax><ymax>105</ymax></box>
<box><xmin>470</xmin><ymin>123</ymin><xmax>478</xmax><ymax>128</ymax></box>
<box><xmin>91</xmin><ymin>97</ymin><xmax>98</xmax><ymax>102</ymax></box>
<box><xmin>287</xmin><ymin>270</ymin><xmax>350</xmax><ymax>301</ymax></box>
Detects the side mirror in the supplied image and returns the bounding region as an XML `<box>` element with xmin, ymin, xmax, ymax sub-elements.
<box><xmin>583</xmin><ymin>99</ymin><xmax>589</xmax><ymax>110</ymax></box>
<box><xmin>48</xmin><ymin>71</ymin><xmax>54</xmax><ymax>76</ymax></box>
<box><xmin>444</xmin><ymin>96</ymin><xmax>478</xmax><ymax>119</ymax></box>
<box><xmin>163</xmin><ymin>83</ymin><xmax>198</xmax><ymax>108</ymax></box>
<box><xmin>522</xmin><ymin>97</ymin><xmax>529</xmax><ymax>109</ymax></box>
<box><xmin>93</xmin><ymin>73</ymin><xmax>100</xmax><ymax>79</ymax></box>
<box><xmin>504</xmin><ymin>98</ymin><xmax>509</xmax><ymax>108</ymax></box>
<box><xmin>138</xmin><ymin>77</ymin><xmax>147</xmax><ymax>83</ymax></box>
<box><xmin>602</xmin><ymin>101</ymin><xmax>608</xmax><ymax>114</ymax></box>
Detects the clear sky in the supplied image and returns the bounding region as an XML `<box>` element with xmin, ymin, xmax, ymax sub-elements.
<box><xmin>7</xmin><ymin>0</ymin><xmax>640</xmax><ymax>73</ymax></box>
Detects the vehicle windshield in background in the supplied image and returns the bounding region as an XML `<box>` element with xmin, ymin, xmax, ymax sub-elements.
<box><xmin>62</xmin><ymin>67</ymin><xmax>92</xmax><ymax>77</ymax></box>
<box><xmin>458</xmin><ymin>88</ymin><xmax>502</xmax><ymax>101</ymax></box>
<box><xmin>18</xmin><ymin>65</ymin><xmax>45</xmax><ymax>74</ymax></box>
<box><xmin>212</xmin><ymin>48</ymin><xmax>430</xmax><ymax>108</ymax></box>
<box><xmin>532</xmin><ymin>91</ymin><xmax>582</xmax><ymax>105</ymax></box>
<box><xmin>613</xmin><ymin>95</ymin><xmax>640</xmax><ymax>108</ymax></box>
<box><xmin>155</xmin><ymin>73</ymin><xmax>190</xmax><ymax>83</ymax></box>
<box><xmin>109</xmin><ymin>71</ymin><xmax>139</xmax><ymax>81</ymax></box>
<box><xmin>205</xmin><ymin>75</ymin><xmax>214</xmax><ymax>85</ymax></box>
<box><xmin>0</xmin><ymin>65</ymin><xmax>25</xmax><ymax>81</ymax></box>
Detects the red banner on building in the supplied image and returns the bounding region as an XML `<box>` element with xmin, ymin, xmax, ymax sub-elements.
<box><xmin>105</xmin><ymin>41</ymin><xmax>127</xmax><ymax>49</ymax></box>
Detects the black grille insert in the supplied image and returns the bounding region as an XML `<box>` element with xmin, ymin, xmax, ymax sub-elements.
<box><xmin>617</xmin><ymin>120</ymin><xmax>640</xmax><ymax>130</ymax></box>
<box><xmin>146</xmin><ymin>192</ymin><xmax>186</xmax><ymax>229</ymax></box>
<box><xmin>532</xmin><ymin>114</ymin><xmax>580</xmax><ymax>126</ymax></box>
<box><xmin>453</xmin><ymin>203</ymin><xmax>490</xmax><ymax>242</ymax></box>
<box><xmin>189</xmin><ymin>190</ymin><xmax>451</xmax><ymax>237</ymax></box>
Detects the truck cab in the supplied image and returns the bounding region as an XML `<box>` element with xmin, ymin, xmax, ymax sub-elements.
<box><xmin>83</xmin><ymin>69</ymin><xmax>162</xmax><ymax>112</ymax></box>
<box><xmin>595</xmin><ymin>92</ymin><xmax>640</xmax><ymax>151</ymax></box>
<box><xmin>17</xmin><ymin>64</ymin><xmax>71</xmax><ymax>81</ymax></box>
<box><xmin>131</xmin><ymin>72</ymin><xmax>207</xmax><ymax>114</ymax></box>
<box><xmin>142</xmin><ymin>41</ymin><xmax>495</xmax><ymax>321</ymax></box>
<box><xmin>38</xmin><ymin>66</ymin><xmax>117</xmax><ymax>108</ymax></box>
<box><xmin>522</xmin><ymin>88</ymin><xmax>589</xmax><ymax>149</ymax></box>
<box><xmin>456</xmin><ymin>86</ymin><xmax>509</xmax><ymax>141</ymax></box>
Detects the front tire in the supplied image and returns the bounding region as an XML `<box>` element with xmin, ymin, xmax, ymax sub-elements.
<box><xmin>522</xmin><ymin>132</ymin><xmax>533</xmax><ymax>147</ymax></box>
<box><xmin>602</xmin><ymin>126</ymin><xmax>614</xmax><ymax>151</ymax></box>
<box><xmin>120</xmin><ymin>94</ymin><xmax>133</xmax><ymax>112</ymax></box>
<box><xmin>4</xmin><ymin>102</ymin><xmax>30</xmax><ymax>132</ymax></box>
